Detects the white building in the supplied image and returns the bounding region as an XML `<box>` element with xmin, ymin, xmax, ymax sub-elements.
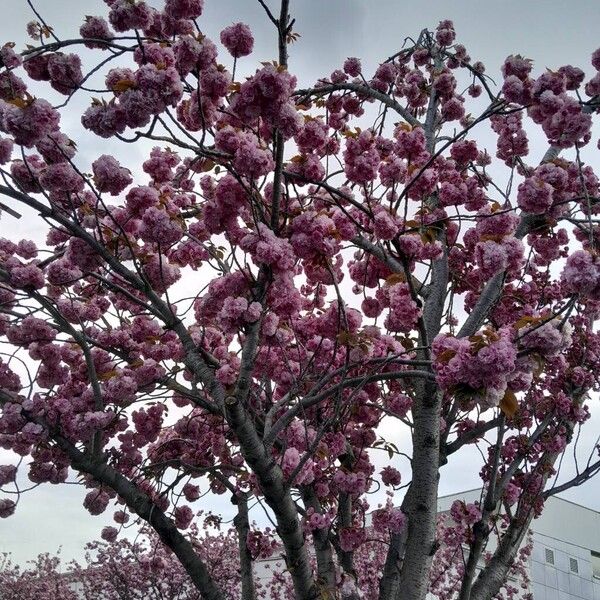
<box><xmin>439</xmin><ymin>489</ymin><xmax>600</xmax><ymax>600</ymax></box>
<box><xmin>254</xmin><ymin>489</ymin><xmax>600</xmax><ymax>599</ymax></box>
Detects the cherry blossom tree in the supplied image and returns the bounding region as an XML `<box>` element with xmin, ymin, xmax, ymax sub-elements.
<box><xmin>0</xmin><ymin>513</ymin><xmax>533</xmax><ymax>600</ymax></box>
<box><xmin>0</xmin><ymin>550</ymin><xmax>79</xmax><ymax>600</ymax></box>
<box><xmin>72</xmin><ymin>522</ymin><xmax>242</xmax><ymax>600</ymax></box>
<box><xmin>0</xmin><ymin>522</ymin><xmax>239</xmax><ymax>600</ymax></box>
<box><xmin>0</xmin><ymin>1</ymin><xmax>599</xmax><ymax>599</ymax></box>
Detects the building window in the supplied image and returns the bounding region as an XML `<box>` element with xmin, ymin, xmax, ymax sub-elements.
<box><xmin>592</xmin><ymin>551</ymin><xmax>600</xmax><ymax>579</ymax></box>
<box><xmin>545</xmin><ymin>548</ymin><xmax>555</xmax><ymax>565</ymax></box>
<box><xmin>569</xmin><ymin>557</ymin><xmax>579</xmax><ymax>573</ymax></box>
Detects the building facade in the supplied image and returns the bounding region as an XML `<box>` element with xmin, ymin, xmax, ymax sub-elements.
<box><xmin>439</xmin><ymin>490</ymin><xmax>600</xmax><ymax>600</ymax></box>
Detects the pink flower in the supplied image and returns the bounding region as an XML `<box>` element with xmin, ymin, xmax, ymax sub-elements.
<box><xmin>382</xmin><ymin>282</ymin><xmax>421</xmax><ymax>333</ymax></box>
<box><xmin>9</xmin><ymin>264</ymin><xmax>44</xmax><ymax>290</ymax></box>
<box><xmin>286</xmin><ymin>152</ymin><xmax>325</xmax><ymax>183</ymax></box>
<box><xmin>47</xmin><ymin>52</ymin><xmax>83</xmax><ymax>95</ymax></box>
<box><xmin>502</xmin><ymin>55</ymin><xmax>532</xmax><ymax>80</ymax></box>
<box><xmin>0</xmin><ymin>137</ymin><xmax>12</xmax><ymax>163</ymax></box>
<box><xmin>233</xmin><ymin>137</ymin><xmax>274</xmax><ymax>178</ymax></box>
<box><xmin>173</xmin><ymin>35</ymin><xmax>201</xmax><ymax>75</ymax></box>
<box><xmin>343</xmin><ymin>57</ymin><xmax>361</xmax><ymax>77</ymax></box>
<box><xmin>220</xmin><ymin>23</ymin><xmax>254</xmax><ymax>58</ymax></box>
<box><xmin>381</xmin><ymin>466</ymin><xmax>401</xmax><ymax>486</ymax></box>
<box><xmin>307</xmin><ymin>509</ymin><xmax>332</xmax><ymax>530</ymax></box>
<box><xmin>436</xmin><ymin>20</ymin><xmax>455</xmax><ymax>46</ymax></box>
<box><xmin>114</xmin><ymin>510</ymin><xmax>130</xmax><ymax>524</ymax></box>
<box><xmin>562</xmin><ymin>250</ymin><xmax>600</xmax><ymax>298</ymax></box>
<box><xmin>433</xmin><ymin>72</ymin><xmax>456</xmax><ymax>98</ymax></box>
<box><xmin>504</xmin><ymin>482</ymin><xmax>521</xmax><ymax>506</ymax></box>
<box><xmin>375</xmin><ymin>62</ymin><xmax>397</xmax><ymax>84</ymax></box>
<box><xmin>81</xmin><ymin>101</ymin><xmax>127</xmax><ymax>138</ymax></box>
<box><xmin>22</xmin><ymin>54</ymin><xmax>50</xmax><ymax>81</ymax></box>
<box><xmin>93</xmin><ymin>155</ymin><xmax>132</xmax><ymax>195</ymax></box>
<box><xmin>559</xmin><ymin>65</ymin><xmax>584</xmax><ymax>91</ymax></box>
<box><xmin>174</xmin><ymin>505</ymin><xmax>194</xmax><ymax>529</ymax></box>
<box><xmin>108</xmin><ymin>0</ymin><xmax>153</xmax><ymax>32</ymax></box>
<box><xmin>83</xmin><ymin>490</ymin><xmax>110</xmax><ymax>515</ymax></box>
<box><xmin>0</xmin><ymin>47</ymin><xmax>20</xmax><ymax>73</ymax></box>
<box><xmin>517</xmin><ymin>176</ymin><xmax>554</xmax><ymax>214</ymax></box>
<box><xmin>450</xmin><ymin>140</ymin><xmax>478</xmax><ymax>164</ymax></box>
<box><xmin>35</xmin><ymin>132</ymin><xmax>76</xmax><ymax>164</ymax></box>
<box><xmin>0</xmin><ymin>499</ymin><xmax>16</xmax><ymax>518</ymax></box>
<box><xmin>229</xmin><ymin>64</ymin><xmax>297</xmax><ymax>132</ymax></box>
<box><xmin>165</xmin><ymin>0</ymin><xmax>204</xmax><ymax>20</ymax></box>
<box><xmin>520</xmin><ymin>320</ymin><xmax>572</xmax><ymax>357</ymax></box>
<box><xmin>143</xmin><ymin>147</ymin><xmax>180</xmax><ymax>183</ymax></box>
<box><xmin>80</xmin><ymin>16</ymin><xmax>113</xmax><ymax>49</ymax></box>
<box><xmin>372</xmin><ymin>504</ymin><xmax>406</xmax><ymax>534</ymax></box>
<box><xmin>385</xmin><ymin>393</ymin><xmax>412</xmax><ymax>418</ymax></box>
<box><xmin>142</xmin><ymin>255</ymin><xmax>181</xmax><ymax>292</ymax></box>
<box><xmin>373</xmin><ymin>210</ymin><xmax>400</xmax><ymax>240</ymax></box>
<box><xmin>339</xmin><ymin>526</ymin><xmax>366</xmax><ymax>551</ymax></box>
<box><xmin>0</xmin><ymin>465</ymin><xmax>17</xmax><ymax>486</ymax></box>
<box><xmin>281</xmin><ymin>447</ymin><xmax>300</xmax><ymax>477</ymax></box>
<box><xmin>361</xmin><ymin>297</ymin><xmax>382</xmax><ymax>318</ymax></box>
<box><xmin>3</xmin><ymin>98</ymin><xmax>60</xmax><ymax>147</ymax></box>
<box><xmin>182</xmin><ymin>483</ymin><xmax>200</xmax><ymax>502</ymax></box>
<box><xmin>39</xmin><ymin>162</ymin><xmax>85</xmax><ymax>193</ymax></box>
<box><xmin>450</xmin><ymin>500</ymin><xmax>481</xmax><ymax>525</ymax></box>
<box><xmin>247</xmin><ymin>530</ymin><xmax>277</xmax><ymax>559</ymax></box>
<box><xmin>101</xmin><ymin>526</ymin><xmax>119</xmax><ymax>542</ymax></box>
<box><xmin>46</xmin><ymin>258</ymin><xmax>83</xmax><ymax>286</ymax></box>
<box><xmin>441</xmin><ymin>97</ymin><xmax>465</xmax><ymax>122</ymax></box>
<box><xmin>133</xmin><ymin>43</ymin><xmax>176</xmax><ymax>68</ymax></box>
<box><xmin>140</xmin><ymin>207</ymin><xmax>184</xmax><ymax>245</ymax></box>
<box><xmin>344</xmin><ymin>130</ymin><xmax>381</xmax><ymax>184</ymax></box>
<box><xmin>295</xmin><ymin>119</ymin><xmax>329</xmax><ymax>154</ymax></box>
<box><xmin>475</xmin><ymin>240</ymin><xmax>508</xmax><ymax>277</ymax></box>
<box><xmin>7</xmin><ymin>315</ymin><xmax>56</xmax><ymax>346</ymax></box>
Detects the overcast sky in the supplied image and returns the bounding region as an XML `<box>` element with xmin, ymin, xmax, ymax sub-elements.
<box><xmin>1</xmin><ymin>0</ymin><xmax>600</xmax><ymax>568</ymax></box>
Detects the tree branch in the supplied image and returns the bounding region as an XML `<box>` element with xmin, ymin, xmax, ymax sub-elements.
<box><xmin>0</xmin><ymin>388</ymin><xmax>225</xmax><ymax>600</ymax></box>
<box><xmin>294</xmin><ymin>83</ymin><xmax>420</xmax><ymax>127</ymax></box>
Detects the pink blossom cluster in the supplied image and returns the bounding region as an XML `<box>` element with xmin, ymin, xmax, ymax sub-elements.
<box><xmin>143</xmin><ymin>147</ymin><xmax>181</xmax><ymax>183</ymax></box>
<box><xmin>449</xmin><ymin>500</ymin><xmax>481</xmax><ymax>525</ymax></box>
<box><xmin>92</xmin><ymin>154</ymin><xmax>132</xmax><ymax>195</ymax></box>
<box><xmin>229</xmin><ymin>64</ymin><xmax>299</xmax><ymax>137</ymax></box>
<box><xmin>490</xmin><ymin>111</ymin><xmax>529</xmax><ymax>165</ymax></box>
<box><xmin>380</xmin><ymin>465</ymin><xmax>402</xmax><ymax>486</ymax></box>
<box><xmin>432</xmin><ymin>328</ymin><xmax>519</xmax><ymax>408</ymax></box>
<box><xmin>380</xmin><ymin>282</ymin><xmax>422</xmax><ymax>333</ymax></box>
<box><xmin>0</xmin><ymin>499</ymin><xmax>16</xmax><ymax>518</ymax></box>
<box><xmin>22</xmin><ymin>51</ymin><xmax>83</xmax><ymax>95</ymax></box>
<box><xmin>519</xmin><ymin>319</ymin><xmax>572</xmax><ymax>357</ymax></box>
<box><xmin>339</xmin><ymin>526</ymin><xmax>367</xmax><ymax>552</ymax></box>
<box><xmin>80</xmin><ymin>16</ymin><xmax>113</xmax><ymax>49</ymax></box>
<box><xmin>332</xmin><ymin>469</ymin><xmax>368</xmax><ymax>495</ymax></box>
<box><xmin>281</xmin><ymin>447</ymin><xmax>315</xmax><ymax>485</ymax></box>
<box><xmin>343</xmin><ymin>130</ymin><xmax>382</xmax><ymax>184</ymax></box>
<box><xmin>246</xmin><ymin>529</ymin><xmax>278</xmax><ymax>560</ymax></box>
<box><xmin>1</xmin><ymin>98</ymin><xmax>60</xmax><ymax>147</ymax></box>
<box><xmin>83</xmin><ymin>489</ymin><xmax>111</xmax><ymax>516</ymax></box>
<box><xmin>371</xmin><ymin>500</ymin><xmax>406</xmax><ymax>534</ymax></box>
<box><xmin>108</xmin><ymin>1</ymin><xmax>153</xmax><ymax>32</ymax></box>
<box><xmin>305</xmin><ymin>507</ymin><xmax>334</xmax><ymax>530</ymax></box>
<box><xmin>500</xmin><ymin>53</ymin><xmax>593</xmax><ymax>148</ymax></box>
<box><xmin>562</xmin><ymin>250</ymin><xmax>600</xmax><ymax>299</ymax></box>
<box><xmin>220</xmin><ymin>22</ymin><xmax>254</xmax><ymax>58</ymax></box>
<box><xmin>0</xmin><ymin>464</ymin><xmax>16</xmax><ymax>486</ymax></box>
